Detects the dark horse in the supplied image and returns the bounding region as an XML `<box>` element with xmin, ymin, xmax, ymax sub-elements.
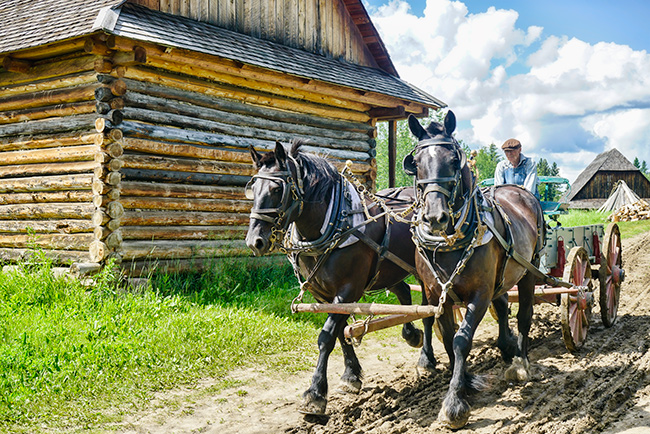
<box><xmin>245</xmin><ymin>140</ymin><xmax>425</xmax><ymax>415</ymax></box>
<box><xmin>405</xmin><ymin>111</ymin><xmax>545</xmax><ymax>428</ymax></box>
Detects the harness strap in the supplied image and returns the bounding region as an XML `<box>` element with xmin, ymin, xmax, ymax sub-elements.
<box><xmin>352</xmin><ymin>227</ymin><xmax>419</xmax><ymax>278</ymax></box>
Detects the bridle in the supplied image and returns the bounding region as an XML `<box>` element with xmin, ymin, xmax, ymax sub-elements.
<box><xmin>245</xmin><ymin>155</ymin><xmax>305</xmax><ymax>242</ymax></box>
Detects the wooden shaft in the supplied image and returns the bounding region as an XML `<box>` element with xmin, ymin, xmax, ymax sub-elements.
<box><xmin>120</xmin><ymin>225</ymin><xmax>248</xmax><ymax>240</ymax></box>
<box><xmin>293</xmin><ymin>303</ymin><xmax>440</xmax><ymax>316</ymax></box>
<box><xmin>0</xmin><ymin>173</ymin><xmax>93</xmax><ymax>193</ymax></box>
<box><xmin>120</xmin><ymin>239</ymin><xmax>249</xmax><ymax>260</ymax></box>
<box><xmin>0</xmin><ymin>219</ymin><xmax>94</xmax><ymax>233</ymax></box>
<box><xmin>121</xmin><ymin>210</ymin><xmax>248</xmax><ymax>226</ymax></box>
<box><xmin>344</xmin><ymin>313</ymin><xmax>429</xmax><ymax>339</ymax></box>
<box><xmin>120</xmin><ymin>196</ymin><xmax>251</xmax><ymax>213</ymax></box>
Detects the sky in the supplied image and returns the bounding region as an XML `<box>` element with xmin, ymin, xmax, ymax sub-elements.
<box><xmin>363</xmin><ymin>0</ymin><xmax>650</xmax><ymax>182</ymax></box>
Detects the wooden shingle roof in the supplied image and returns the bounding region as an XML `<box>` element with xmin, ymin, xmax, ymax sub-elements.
<box><xmin>567</xmin><ymin>148</ymin><xmax>641</xmax><ymax>201</ymax></box>
<box><xmin>111</xmin><ymin>4</ymin><xmax>444</xmax><ymax>108</ymax></box>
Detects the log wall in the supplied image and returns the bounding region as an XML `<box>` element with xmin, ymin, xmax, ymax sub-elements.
<box><xmin>0</xmin><ymin>35</ymin><xmax>379</xmax><ymax>273</ymax></box>
<box><xmin>575</xmin><ymin>171</ymin><xmax>650</xmax><ymax>200</ymax></box>
<box><xmin>128</xmin><ymin>0</ymin><xmax>377</xmax><ymax>68</ymax></box>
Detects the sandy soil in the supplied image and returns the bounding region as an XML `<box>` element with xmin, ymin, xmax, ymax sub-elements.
<box><xmin>119</xmin><ymin>230</ymin><xmax>650</xmax><ymax>434</ymax></box>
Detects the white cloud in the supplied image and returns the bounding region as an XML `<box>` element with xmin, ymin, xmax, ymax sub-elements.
<box><xmin>370</xmin><ymin>0</ymin><xmax>650</xmax><ymax>182</ymax></box>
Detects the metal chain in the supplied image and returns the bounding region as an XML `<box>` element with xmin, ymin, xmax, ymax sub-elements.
<box><xmin>340</xmin><ymin>161</ymin><xmax>422</xmax><ymax>225</ymax></box>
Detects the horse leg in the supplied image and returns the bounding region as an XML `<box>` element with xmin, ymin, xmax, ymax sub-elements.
<box><xmin>300</xmin><ymin>312</ymin><xmax>348</xmax><ymax>415</ymax></box>
<box><xmin>389</xmin><ymin>281</ymin><xmax>424</xmax><ymax>348</ymax></box>
<box><xmin>493</xmin><ymin>293</ymin><xmax>517</xmax><ymax>363</ymax></box>
<box><xmin>336</xmin><ymin>326</ymin><xmax>363</xmax><ymax>394</ymax></box>
<box><xmin>438</xmin><ymin>299</ymin><xmax>489</xmax><ymax>429</ymax></box>
<box><xmin>417</xmin><ymin>288</ymin><xmax>437</xmax><ymax>372</ymax></box>
<box><xmin>505</xmin><ymin>271</ymin><xmax>535</xmax><ymax>382</ymax></box>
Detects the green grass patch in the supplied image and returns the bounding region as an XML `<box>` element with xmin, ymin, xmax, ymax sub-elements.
<box><xmin>556</xmin><ymin>209</ymin><xmax>650</xmax><ymax>239</ymax></box>
<box><xmin>0</xmin><ymin>253</ymin><xmax>320</xmax><ymax>433</ymax></box>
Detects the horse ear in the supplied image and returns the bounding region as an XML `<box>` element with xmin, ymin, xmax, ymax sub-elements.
<box><xmin>249</xmin><ymin>145</ymin><xmax>263</xmax><ymax>169</ymax></box>
<box><xmin>403</xmin><ymin>154</ymin><xmax>417</xmax><ymax>176</ymax></box>
<box><xmin>274</xmin><ymin>141</ymin><xmax>287</xmax><ymax>169</ymax></box>
<box><xmin>408</xmin><ymin>114</ymin><xmax>428</xmax><ymax>140</ymax></box>
<box><xmin>444</xmin><ymin>111</ymin><xmax>456</xmax><ymax>135</ymax></box>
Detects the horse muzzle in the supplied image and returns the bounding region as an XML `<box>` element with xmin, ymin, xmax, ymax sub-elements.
<box><xmin>245</xmin><ymin>229</ymin><xmax>271</xmax><ymax>256</ymax></box>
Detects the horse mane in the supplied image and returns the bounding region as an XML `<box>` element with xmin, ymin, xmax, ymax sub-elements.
<box><xmin>424</xmin><ymin>120</ymin><xmax>447</xmax><ymax>138</ymax></box>
<box><xmin>290</xmin><ymin>139</ymin><xmax>339</xmax><ymax>202</ymax></box>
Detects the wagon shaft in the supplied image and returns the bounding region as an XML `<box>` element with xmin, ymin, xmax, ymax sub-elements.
<box><xmin>292</xmin><ymin>302</ymin><xmax>439</xmax><ymax>316</ymax></box>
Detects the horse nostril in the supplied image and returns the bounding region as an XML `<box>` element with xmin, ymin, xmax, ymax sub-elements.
<box><xmin>437</xmin><ymin>212</ymin><xmax>449</xmax><ymax>226</ymax></box>
<box><xmin>254</xmin><ymin>238</ymin><xmax>265</xmax><ymax>251</ymax></box>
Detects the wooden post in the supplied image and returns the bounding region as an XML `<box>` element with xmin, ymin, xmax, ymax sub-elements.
<box><xmin>388</xmin><ymin>120</ymin><xmax>397</xmax><ymax>188</ymax></box>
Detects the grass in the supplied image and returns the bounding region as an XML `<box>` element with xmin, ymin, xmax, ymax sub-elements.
<box><xmin>556</xmin><ymin>209</ymin><xmax>650</xmax><ymax>239</ymax></box>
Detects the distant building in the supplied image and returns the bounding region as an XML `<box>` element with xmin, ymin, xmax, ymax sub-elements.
<box><xmin>566</xmin><ymin>148</ymin><xmax>650</xmax><ymax>209</ymax></box>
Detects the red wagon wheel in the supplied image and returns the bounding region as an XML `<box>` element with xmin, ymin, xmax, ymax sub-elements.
<box><xmin>560</xmin><ymin>246</ymin><xmax>593</xmax><ymax>352</ymax></box>
<box><xmin>599</xmin><ymin>223</ymin><xmax>623</xmax><ymax>327</ymax></box>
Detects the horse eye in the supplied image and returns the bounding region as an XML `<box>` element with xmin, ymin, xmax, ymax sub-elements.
<box><xmin>270</xmin><ymin>185</ymin><xmax>282</xmax><ymax>194</ymax></box>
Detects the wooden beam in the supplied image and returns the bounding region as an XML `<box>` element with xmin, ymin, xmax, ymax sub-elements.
<box><xmin>388</xmin><ymin>120</ymin><xmax>397</xmax><ymax>188</ymax></box>
<box><xmin>120</xmin><ymin>239</ymin><xmax>250</xmax><ymax>260</ymax></box>
<box><xmin>121</xmin><ymin>225</ymin><xmax>248</xmax><ymax>240</ymax></box>
<box><xmin>121</xmin><ymin>210</ymin><xmax>248</xmax><ymax>226</ymax></box>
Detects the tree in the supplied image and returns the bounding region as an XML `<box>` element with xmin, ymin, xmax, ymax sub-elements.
<box><xmin>634</xmin><ymin>157</ymin><xmax>641</xmax><ymax>169</ymax></box>
<box><xmin>473</xmin><ymin>143</ymin><xmax>501</xmax><ymax>182</ymax></box>
<box><xmin>537</xmin><ymin>157</ymin><xmax>561</xmax><ymax>201</ymax></box>
<box><xmin>641</xmin><ymin>160</ymin><xmax>648</xmax><ymax>175</ymax></box>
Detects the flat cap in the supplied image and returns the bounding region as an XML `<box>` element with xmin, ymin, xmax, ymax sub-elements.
<box><xmin>502</xmin><ymin>138</ymin><xmax>521</xmax><ymax>150</ymax></box>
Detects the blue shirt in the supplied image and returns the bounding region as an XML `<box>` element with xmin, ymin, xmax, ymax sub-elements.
<box><xmin>494</xmin><ymin>154</ymin><xmax>539</xmax><ymax>196</ymax></box>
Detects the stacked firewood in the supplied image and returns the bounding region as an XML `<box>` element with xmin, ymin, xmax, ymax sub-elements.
<box><xmin>608</xmin><ymin>199</ymin><xmax>650</xmax><ymax>222</ymax></box>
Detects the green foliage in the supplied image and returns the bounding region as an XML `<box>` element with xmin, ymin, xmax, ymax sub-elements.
<box><xmin>556</xmin><ymin>209</ymin><xmax>650</xmax><ymax>239</ymax></box>
<box><xmin>474</xmin><ymin>143</ymin><xmax>501</xmax><ymax>182</ymax></box>
<box><xmin>537</xmin><ymin>158</ymin><xmax>562</xmax><ymax>201</ymax></box>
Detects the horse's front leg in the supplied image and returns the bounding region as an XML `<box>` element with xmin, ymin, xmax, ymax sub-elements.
<box><xmin>505</xmin><ymin>271</ymin><xmax>535</xmax><ymax>382</ymax></box>
<box><xmin>438</xmin><ymin>298</ymin><xmax>489</xmax><ymax>429</ymax></box>
<box><xmin>417</xmin><ymin>286</ymin><xmax>437</xmax><ymax>372</ymax></box>
<box><xmin>389</xmin><ymin>281</ymin><xmax>424</xmax><ymax>348</ymax></box>
<box><xmin>300</xmin><ymin>312</ymin><xmax>348</xmax><ymax>415</ymax></box>
<box><xmin>336</xmin><ymin>324</ymin><xmax>363</xmax><ymax>394</ymax></box>
<box><xmin>492</xmin><ymin>293</ymin><xmax>517</xmax><ymax>362</ymax></box>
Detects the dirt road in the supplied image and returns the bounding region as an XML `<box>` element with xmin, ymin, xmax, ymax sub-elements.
<box><xmin>120</xmin><ymin>231</ymin><xmax>650</xmax><ymax>434</ymax></box>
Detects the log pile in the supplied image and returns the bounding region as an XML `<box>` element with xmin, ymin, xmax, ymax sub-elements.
<box><xmin>608</xmin><ymin>199</ymin><xmax>650</xmax><ymax>222</ymax></box>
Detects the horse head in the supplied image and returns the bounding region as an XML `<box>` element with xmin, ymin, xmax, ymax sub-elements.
<box><xmin>245</xmin><ymin>141</ymin><xmax>305</xmax><ymax>256</ymax></box>
<box><xmin>405</xmin><ymin>111</ymin><xmax>473</xmax><ymax>234</ymax></box>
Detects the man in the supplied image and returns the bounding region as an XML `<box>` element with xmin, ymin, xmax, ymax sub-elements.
<box><xmin>494</xmin><ymin>138</ymin><xmax>539</xmax><ymax>196</ymax></box>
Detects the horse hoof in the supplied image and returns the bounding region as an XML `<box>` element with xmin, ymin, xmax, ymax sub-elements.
<box><xmin>438</xmin><ymin>403</ymin><xmax>470</xmax><ymax>429</ymax></box>
<box><xmin>299</xmin><ymin>393</ymin><xmax>327</xmax><ymax>415</ymax></box>
<box><xmin>417</xmin><ymin>351</ymin><xmax>437</xmax><ymax>374</ymax></box>
<box><xmin>402</xmin><ymin>327</ymin><xmax>424</xmax><ymax>348</ymax></box>
<box><xmin>336</xmin><ymin>378</ymin><xmax>362</xmax><ymax>394</ymax></box>
<box><xmin>505</xmin><ymin>356</ymin><xmax>530</xmax><ymax>383</ymax></box>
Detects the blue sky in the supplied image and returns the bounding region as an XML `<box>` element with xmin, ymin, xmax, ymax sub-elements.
<box><xmin>363</xmin><ymin>0</ymin><xmax>650</xmax><ymax>182</ymax></box>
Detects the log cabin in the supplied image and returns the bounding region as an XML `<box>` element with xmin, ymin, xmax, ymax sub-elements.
<box><xmin>0</xmin><ymin>0</ymin><xmax>445</xmax><ymax>275</ymax></box>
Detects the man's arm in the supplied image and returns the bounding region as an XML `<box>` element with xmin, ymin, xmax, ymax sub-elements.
<box><xmin>523</xmin><ymin>159</ymin><xmax>539</xmax><ymax>194</ymax></box>
<box><xmin>494</xmin><ymin>161</ymin><xmax>506</xmax><ymax>185</ymax></box>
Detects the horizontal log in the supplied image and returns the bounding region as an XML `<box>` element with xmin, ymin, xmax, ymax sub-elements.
<box><xmin>122</xmin><ymin>78</ymin><xmax>374</xmax><ymax>135</ymax></box>
<box><xmin>123</xmin><ymin>91</ymin><xmax>372</xmax><ymax>144</ymax></box>
<box><xmin>0</xmin><ymin>248</ymin><xmax>91</xmax><ymax>264</ymax></box>
<box><xmin>0</xmin><ymin>173</ymin><xmax>93</xmax><ymax>193</ymax></box>
<box><xmin>0</xmin><ymin>55</ymin><xmax>100</xmax><ymax>88</ymax></box>
<box><xmin>120</xmin><ymin>239</ymin><xmax>250</xmax><ymax>260</ymax></box>
<box><xmin>0</xmin><ymin>202</ymin><xmax>95</xmax><ymax>219</ymax></box>
<box><xmin>0</xmin><ymin>71</ymin><xmax>97</xmax><ymax>99</ymax></box>
<box><xmin>0</xmin><ymin>101</ymin><xmax>96</xmax><ymax>124</ymax></box>
<box><xmin>0</xmin><ymin>219</ymin><xmax>94</xmax><ymax>234</ymax></box>
<box><xmin>0</xmin><ymin>233</ymin><xmax>94</xmax><ymax>249</ymax></box>
<box><xmin>122</xmin><ymin>137</ymin><xmax>251</xmax><ymax>164</ymax></box>
<box><xmin>293</xmin><ymin>303</ymin><xmax>439</xmax><ymax>316</ymax></box>
<box><xmin>70</xmin><ymin>262</ymin><xmax>102</xmax><ymax>276</ymax></box>
<box><xmin>120</xmin><ymin>181</ymin><xmax>244</xmax><ymax>200</ymax></box>
<box><xmin>120</xmin><ymin>66</ymin><xmax>370</xmax><ymax>123</ymax></box>
<box><xmin>0</xmin><ymin>131</ymin><xmax>101</xmax><ymax>152</ymax></box>
<box><xmin>0</xmin><ymin>114</ymin><xmax>97</xmax><ymax>138</ymax></box>
<box><xmin>120</xmin><ymin>196</ymin><xmax>251</xmax><ymax>213</ymax></box>
<box><xmin>122</xmin><ymin>210</ymin><xmax>248</xmax><ymax>226</ymax></box>
<box><xmin>0</xmin><ymin>190</ymin><xmax>93</xmax><ymax>205</ymax></box>
<box><xmin>0</xmin><ymin>144</ymin><xmax>98</xmax><ymax>166</ymax></box>
<box><xmin>0</xmin><ymin>83</ymin><xmax>98</xmax><ymax>112</ymax></box>
<box><xmin>120</xmin><ymin>168</ymin><xmax>249</xmax><ymax>186</ymax></box>
<box><xmin>122</xmin><ymin>154</ymin><xmax>256</xmax><ymax>177</ymax></box>
<box><xmin>0</xmin><ymin>161</ymin><xmax>97</xmax><ymax>179</ymax></box>
<box><xmin>116</xmin><ymin>121</ymin><xmax>372</xmax><ymax>161</ymax></box>
<box><xmin>122</xmin><ymin>106</ymin><xmax>371</xmax><ymax>153</ymax></box>
<box><xmin>120</xmin><ymin>225</ymin><xmax>248</xmax><ymax>240</ymax></box>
